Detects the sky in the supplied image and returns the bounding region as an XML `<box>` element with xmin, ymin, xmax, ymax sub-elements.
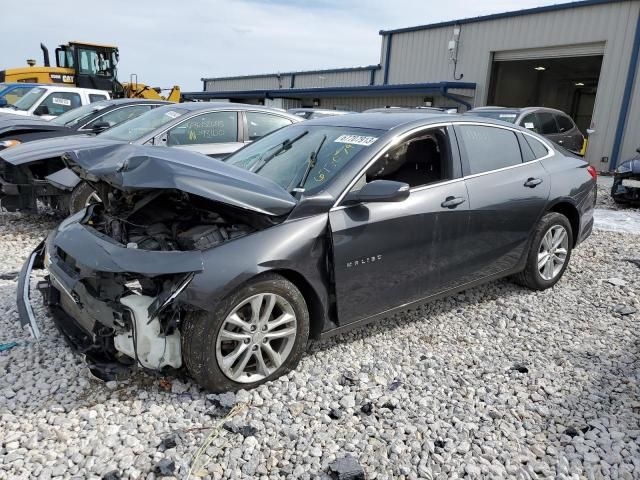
<box><xmin>3</xmin><ymin>0</ymin><xmax>565</xmax><ymax>92</ymax></box>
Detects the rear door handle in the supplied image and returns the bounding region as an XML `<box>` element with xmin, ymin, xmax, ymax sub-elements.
<box><xmin>441</xmin><ymin>196</ymin><xmax>466</xmax><ymax>208</ymax></box>
<box><xmin>524</xmin><ymin>177</ymin><xmax>543</xmax><ymax>188</ymax></box>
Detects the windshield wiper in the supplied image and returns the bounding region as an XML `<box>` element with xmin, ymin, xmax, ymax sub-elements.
<box><xmin>292</xmin><ymin>134</ymin><xmax>326</xmax><ymax>195</ymax></box>
<box><xmin>252</xmin><ymin>130</ymin><xmax>309</xmax><ymax>173</ymax></box>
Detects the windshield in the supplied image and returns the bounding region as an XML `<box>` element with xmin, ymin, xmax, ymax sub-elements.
<box><xmin>12</xmin><ymin>87</ymin><xmax>47</xmax><ymax>111</ymax></box>
<box><xmin>98</xmin><ymin>106</ymin><xmax>188</xmax><ymax>142</ymax></box>
<box><xmin>470</xmin><ymin>111</ymin><xmax>518</xmax><ymax>123</ymax></box>
<box><xmin>0</xmin><ymin>85</ymin><xmax>39</xmax><ymax>106</ymax></box>
<box><xmin>50</xmin><ymin>101</ymin><xmax>110</xmax><ymax>126</ymax></box>
<box><xmin>225</xmin><ymin>125</ymin><xmax>382</xmax><ymax>194</ymax></box>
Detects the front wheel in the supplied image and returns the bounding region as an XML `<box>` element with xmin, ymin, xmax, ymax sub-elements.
<box><xmin>182</xmin><ymin>273</ymin><xmax>309</xmax><ymax>392</ymax></box>
<box><xmin>69</xmin><ymin>181</ymin><xmax>101</xmax><ymax>214</ymax></box>
<box><xmin>512</xmin><ymin>212</ymin><xmax>573</xmax><ymax>290</ymax></box>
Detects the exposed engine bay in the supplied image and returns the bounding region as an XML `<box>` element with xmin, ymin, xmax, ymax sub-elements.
<box><xmin>81</xmin><ymin>188</ymin><xmax>273</xmax><ymax>251</ymax></box>
<box><xmin>42</xmin><ymin>188</ymin><xmax>282</xmax><ymax>376</ymax></box>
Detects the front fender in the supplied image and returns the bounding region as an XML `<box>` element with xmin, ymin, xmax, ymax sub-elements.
<box><xmin>181</xmin><ymin>214</ymin><xmax>331</xmax><ymax>320</ymax></box>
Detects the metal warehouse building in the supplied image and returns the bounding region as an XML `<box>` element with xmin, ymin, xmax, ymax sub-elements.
<box><xmin>189</xmin><ymin>0</ymin><xmax>640</xmax><ymax>170</ymax></box>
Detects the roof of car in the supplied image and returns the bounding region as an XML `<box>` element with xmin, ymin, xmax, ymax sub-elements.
<box><xmin>288</xmin><ymin>108</ymin><xmax>352</xmax><ymax>114</ymax></box>
<box><xmin>302</xmin><ymin>112</ymin><xmax>456</xmax><ymax>130</ymax></box>
<box><xmin>469</xmin><ymin>106</ymin><xmax>569</xmax><ymax>115</ymax></box>
<box><xmin>177</xmin><ymin>101</ymin><xmax>294</xmax><ymax>113</ymax></box>
<box><xmin>99</xmin><ymin>98</ymin><xmax>171</xmax><ymax>107</ymax></box>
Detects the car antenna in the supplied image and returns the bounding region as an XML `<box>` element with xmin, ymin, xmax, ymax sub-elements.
<box><xmin>292</xmin><ymin>134</ymin><xmax>326</xmax><ymax>196</ymax></box>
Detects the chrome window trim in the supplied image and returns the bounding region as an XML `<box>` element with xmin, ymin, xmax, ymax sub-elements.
<box><xmin>77</xmin><ymin>104</ymin><xmax>153</xmax><ymax>131</ymax></box>
<box><xmin>331</xmin><ymin>120</ymin><xmax>554</xmax><ymax>210</ymax></box>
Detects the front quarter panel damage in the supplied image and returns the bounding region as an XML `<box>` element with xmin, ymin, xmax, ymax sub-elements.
<box><xmin>181</xmin><ymin>214</ymin><xmax>332</xmax><ymax>333</ymax></box>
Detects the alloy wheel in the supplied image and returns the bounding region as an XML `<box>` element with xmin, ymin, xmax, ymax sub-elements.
<box><xmin>537</xmin><ymin>225</ymin><xmax>569</xmax><ymax>281</ymax></box>
<box><xmin>216</xmin><ymin>293</ymin><xmax>298</xmax><ymax>383</ymax></box>
<box><xmin>85</xmin><ymin>191</ymin><xmax>102</xmax><ymax>207</ymax></box>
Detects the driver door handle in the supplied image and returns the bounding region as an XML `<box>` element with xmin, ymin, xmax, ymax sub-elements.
<box><xmin>441</xmin><ymin>196</ymin><xmax>466</xmax><ymax>209</ymax></box>
<box><xmin>524</xmin><ymin>177</ymin><xmax>543</xmax><ymax>188</ymax></box>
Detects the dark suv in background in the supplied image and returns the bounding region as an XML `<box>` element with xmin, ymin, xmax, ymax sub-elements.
<box><xmin>468</xmin><ymin>106</ymin><xmax>585</xmax><ymax>155</ymax></box>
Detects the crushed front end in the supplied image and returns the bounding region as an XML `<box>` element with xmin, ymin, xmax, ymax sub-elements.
<box><xmin>18</xmin><ymin>189</ymin><xmax>260</xmax><ymax>377</ymax></box>
<box><xmin>611</xmin><ymin>157</ymin><xmax>640</xmax><ymax>205</ymax></box>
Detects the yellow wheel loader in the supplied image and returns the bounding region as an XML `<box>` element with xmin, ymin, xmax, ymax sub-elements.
<box><xmin>0</xmin><ymin>42</ymin><xmax>180</xmax><ymax>102</ymax></box>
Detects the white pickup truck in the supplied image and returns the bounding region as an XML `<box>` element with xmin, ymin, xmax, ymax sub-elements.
<box><xmin>0</xmin><ymin>85</ymin><xmax>110</xmax><ymax>120</ymax></box>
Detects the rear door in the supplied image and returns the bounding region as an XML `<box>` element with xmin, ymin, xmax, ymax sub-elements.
<box><xmin>454</xmin><ymin>123</ymin><xmax>551</xmax><ymax>280</ymax></box>
<box><xmin>163</xmin><ymin>110</ymin><xmax>242</xmax><ymax>159</ymax></box>
<box><xmin>329</xmin><ymin>125</ymin><xmax>473</xmax><ymax>325</ymax></box>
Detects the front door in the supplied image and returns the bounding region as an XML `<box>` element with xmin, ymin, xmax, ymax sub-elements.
<box><xmin>329</xmin><ymin>125</ymin><xmax>472</xmax><ymax>325</ymax></box>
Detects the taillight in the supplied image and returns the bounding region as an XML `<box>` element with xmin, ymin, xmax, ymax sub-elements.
<box><xmin>587</xmin><ymin>165</ymin><xmax>597</xmax><ymax>181</ymax></box>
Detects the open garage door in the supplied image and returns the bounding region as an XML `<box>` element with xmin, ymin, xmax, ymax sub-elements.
<box><xmin>488</xmin><ymin>43</ymin><xmax>604</xmax><ymax>134</ymax></box>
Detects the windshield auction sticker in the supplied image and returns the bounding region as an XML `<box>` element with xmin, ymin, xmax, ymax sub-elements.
<box><xmin>334</xmin><ymin>134</ymin><xmax>378</xmax><ymax>146</ymax></box>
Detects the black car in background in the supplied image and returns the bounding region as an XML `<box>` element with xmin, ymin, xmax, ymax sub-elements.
<box><xmin>19</xmin><ymin>113</ymin><xmax>596</xmax><ymax>392</ymax></box>
<box><xmin>0</xmin><ymin>103</ymin><xmax>300</xmax><ymax>213</ymax></box>
<box><xmin>467</xmin><ymin>106</ymin><xmax>585</xmax><ymax>155</ymax></box>
<box><xmin>0</xmin><ymin>99</ymin><xmax>169</xmax><ymax>150</ymax></box>
<box><xmin>611</xmin><ymin>146</ymin><xmax>640</xmax><ymax>205</ymax></box>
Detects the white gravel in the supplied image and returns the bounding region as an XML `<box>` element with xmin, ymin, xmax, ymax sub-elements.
<box><xmin>1</xmin><ymin>205</ymin><xmax>639</xmax><ymax>480</ymax></box>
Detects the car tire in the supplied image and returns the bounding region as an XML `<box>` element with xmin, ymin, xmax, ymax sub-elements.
<box><xmin>69</xmin><ymin>181</ymin><xmax>101</xmax><ymax>214</ymax></box>
<box><xmin>512</xmin><ymin>212</ymin><xmax>573</xmax><ymax>290</ymax></box>
<box><xmin>182</xmin><ymin>273</ymin><xmax>310</xmax><ymax>392</ymax></box>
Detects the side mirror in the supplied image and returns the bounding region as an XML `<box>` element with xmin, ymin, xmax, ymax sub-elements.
<box><xmin>344</xmin><ymin>179</ymin><xmax>410</xmax><ymax>205</ymax></box>
<box><xmin>636</xmin><ymin>146</ymin><xmax>640</xmax><ymax>154</ymax></box>
<box><xmin>0</xmin><ymin>98</ymin><xmax>7</xmax><ymax>108</ymax></box>
<box><xmin>91</xmin><ymin>121</ymin><xmax>111</xmax><ymax>133</ymax></box>
<box><xmin>33</xmin><ymin>105</ymin><xmax>50</xmax><ymax>116</ymax></box>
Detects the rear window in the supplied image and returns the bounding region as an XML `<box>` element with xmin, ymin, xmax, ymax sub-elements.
<box><xmin>537</xmin><ymin>112</ymin><xmax>559</xmax><ymax>135</ymax></box>
<box><xmin>458</xmin><ymin>125</ymin><xmax>522</xmax><ymax>174</ymax></box>
<box><xmin>556</xmin><ymin>115</ymin><xmax>574</xmax><ymax>133</ymax></box>
<box><xmin>89</xmin><ymin>94</ymin><xmax>109</xmax><ymax>103</ymax></box>
<box><xmin>469</xmin><ymin>110</ymin><xmax>518</xmax><ymax>123</ymax></box>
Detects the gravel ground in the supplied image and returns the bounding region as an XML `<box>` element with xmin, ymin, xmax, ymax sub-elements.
<box><xmin>1</xmin><ymin>196</ymin><xmax>639</xmax><ymax>479</ymax></box>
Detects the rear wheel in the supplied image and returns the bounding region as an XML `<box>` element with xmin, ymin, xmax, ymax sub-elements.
<box><xmin>513</xmin><ymin>212</ymin><xmax>573</xmax><ymax>290</ymax></box>
<box><xmin>182</xmin><ymin>273</ymin><xmax>309</xmax><ymax>392</ymax></box>
<box><xmin>69</xmin><ymin>181</ymin><xmax>101</xmax><ymax>214</ymax></box>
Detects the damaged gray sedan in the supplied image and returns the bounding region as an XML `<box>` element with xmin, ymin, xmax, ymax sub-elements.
<box><xmin>19</xmin><ymin>113</ymin><xmax>596</xmax><ymax>391</ymax></box>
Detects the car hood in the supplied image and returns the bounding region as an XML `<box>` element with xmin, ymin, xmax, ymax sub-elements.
<box><xmin>0</xmin><ymin>117</ymin><xmax>66</xmax><ymax>135</ymax></box>
<box><xmin>64</xmin><ymin>143</ymin><xmax>297</xmax><ymax>216</ymax></box>
<box><xmin>0</xmin><ymin>135</ymin><xmax>121</xmax><ymax>166</ymax></box>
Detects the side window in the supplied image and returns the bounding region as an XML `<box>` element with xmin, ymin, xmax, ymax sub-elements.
<box><xmin>355</xmin><ymin>127</ymin><xmax>452</xmax><ymax>190</ymax></box>
<box><xmin>84</xmin><ymin>105</ymin><xmax>153</xmax><ymax>129</ymax></box>
<box><xmin>556</xmin><ymin>114</ymin><xmax>574</xmax><ymax>133</ymax></box>
<box><xmin>40</xmin><ymin>92</ymin><xmax>82</xmax><ymax>115</ymax></box>
<box><xmin>458</xmin><ymin>125</ymin><xmax>522</xmax><ymax>175</ymax></box>
<box><xmin>523</xmin><ymin>135</ymin><xmax>549</xmax><ymax>159</ymax></box>
<box><xmin>517</xmin><ymin>133</ymin><xmax>536</xmax><ymax>162</ymax></box>
<box><xmin>537</xmin><ymin>112</ymin><xmax>559</xmax><ymax>135</ymax></box>
<box><xmin>245</xmin><ymin>112</ymin><xmax>292</xmax><ymax>141</ymax></box>
<box><xmin>89</xmin><ymin>94</ymin><xmax>109</xmax><ymax>103</ymax></box>
<box><xmin>167</xmin><ymin>111</ymin><xmax>238</xmax><ymax>146</ymax></box>
<box><xmin>521</xmin><ymin>113</ymin><xmax>542</xmax><ymax>133</ymax></box>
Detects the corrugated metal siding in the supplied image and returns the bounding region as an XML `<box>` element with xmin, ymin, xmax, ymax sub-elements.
<box><xmin>205</xmin><ymin>76</ymin><xmax>289</xmax><ymax>91</ymax></box>
<box><xmin>385</xmin><ymin>0</ymin><xmax>640</xmax><ymax>167</ymax></box>
<box><xmin>621</xmin><ymin>57</ymin><xmax>640</xmax><ymax>161</ymax></box>
<box><xmin>205</xmin><ymin>69</ymin><xmax>375</xmax><ymax>91</ymax></box>
<box><xmin>293</xmin><ymin>70</ymin><xmax>372</xmax><ymax>88</ymax></box>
